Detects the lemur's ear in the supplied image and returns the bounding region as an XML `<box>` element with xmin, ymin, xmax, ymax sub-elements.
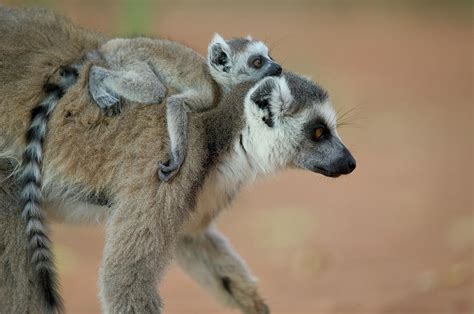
<box><xmin>208</xmin><ymin>33</ymin><xmax>232</xmax><ymax>72</ymax></box>
<box><xmin>248</xmin><ymin>76</ymin><xmax>296</xmax><ymax>127</ymax></box>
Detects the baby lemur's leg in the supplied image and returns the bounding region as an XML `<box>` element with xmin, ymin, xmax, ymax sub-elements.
<box><xmin>89</xmin><ymin>62</ymin><xmax>166</xmax><ymax>116</ymax></box>
<box><xmin>158</xmin><ymin>90</ymin><xmax>211</xmax><ymax>182</ymax></box>
<box><xmin>99</xmin><ymin>184</ymin><xmax>187</xmax><ymax>313</ymax></box>
<box><xmin>176</xmin><ymin>227</ymin><xmax>270</xmax><ymax>314</ymax></box>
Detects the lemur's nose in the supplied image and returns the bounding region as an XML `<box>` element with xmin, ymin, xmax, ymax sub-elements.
<box><xmin>338</xmin><ymin>147</ymin><xmax>356</xmax><ymax>175</ymax></box>
<box><xmin>347</xmin><ymin>157</ymin><xmax>356</xmax><ymax>173</ymax></box>
<box><xmin>268</xmin><ymin>63</ymin><xmax>282</xmax><ymax>76</ymax></box>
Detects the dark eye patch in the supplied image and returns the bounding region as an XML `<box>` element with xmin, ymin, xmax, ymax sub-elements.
<box><xmin>312</xmin><ymin>124</ymin><xmax>327</xmax><ymax>141</ymax></box>
<box><xmin>248</xmin><ymin>54</ymin><xmax>266</xmax><ymax>69</ymax></box>
<box><xmin>304</xmin><ymin>119</ymin><xmax>330</xmax><ymax>141</ymax></box>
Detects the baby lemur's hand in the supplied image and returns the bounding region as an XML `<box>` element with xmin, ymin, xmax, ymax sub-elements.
<box><xmin>158</xmin><ymin>157</ymin><xmax>182</xmax><ymax>182</ymax></box>
<box><xmin>89</xmin><ymin>66</ymin><xmax>122</xmax><ymax>116</ymax></box>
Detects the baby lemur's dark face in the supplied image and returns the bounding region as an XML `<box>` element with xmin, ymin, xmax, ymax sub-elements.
<box><xmin>208</xmin><ymin>34</ymin><xmax>282</xmax><ymax>89</ymax></box>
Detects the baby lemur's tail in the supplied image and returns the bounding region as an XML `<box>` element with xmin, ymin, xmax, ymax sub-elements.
<box><xmin>19</xmin><ymin>65</ymin><xmax>79</xmax><ymax>313</ymax></box>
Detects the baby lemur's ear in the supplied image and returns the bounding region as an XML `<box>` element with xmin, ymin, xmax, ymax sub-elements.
<box><xmin>208</xmin><ymin>33</ymin><xmax>232</xmax><ymax>72</ymax></box>
<box><xmin>248</xmin><ymin>76</ymin><xmax>296</xmax><ymax>127</ymax></box>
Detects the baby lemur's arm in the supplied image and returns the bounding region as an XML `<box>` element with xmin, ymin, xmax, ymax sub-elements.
<box><xmin>89</xmin><ymin>62</ymin><xmax>166</xmax><ymax>116</ymax></box>
<box><xmin>176</xmin><ymin>227</ymin><xmax>269</xmax><ymax>314</ymax></box>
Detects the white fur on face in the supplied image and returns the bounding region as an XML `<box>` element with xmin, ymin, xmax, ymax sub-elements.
<box><xmin>310</xmin><ymin>99</ymin><xmax>339</xmax><ymax>137</ymax></box>
<box><xmin>230</xmin><ymin>41</ymin><xmax>270</xmax><ymax>84</ymax></box>
<box><xmin>207</xmin><ymin>35</ymin><xmax>272</xmax><ymax>91</ymax></box>
<box><xmin>242</xmin><ymin>76</ymin><xmax>339</xmax><ymax>174</ymax></box>
<box><xmin>242</xmin><ymin>77</ymin><xmax>301</xmax><ymax>174</ymax></box>
<box><xmin>246</xmin><ymin>41</ymin><xmax>269</xmax><ymax>58</ymax></box>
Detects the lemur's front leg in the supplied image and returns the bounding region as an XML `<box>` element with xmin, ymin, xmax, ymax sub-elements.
<box><xmin>158</xmin><ymin>91</ymin><xmax>210</xmax><ymax>182</ymax></box>
<box><xmin>176</xmin><ymin>227</ymin><xmax>270</xmax><ymax>314</ymax></box>
<box><xmin>99</xmin><ymin>186</ymin><xmax>186</xmax><ymax>313</ymax></box>
<box><xmin>89</xmin><ymin>62</ymin><xmax>166</xmax><ymax>116</ymax></box>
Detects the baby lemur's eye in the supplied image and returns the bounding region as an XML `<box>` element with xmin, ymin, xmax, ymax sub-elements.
<box><xmin>251</xmin><ymin>56</ymin><xmax>264</xmax><ymax>69</ymax></box>
<box><xmin>312</xmin><ymin>125</ymin><xmax>326</xmax><ymax>140</ymax></box>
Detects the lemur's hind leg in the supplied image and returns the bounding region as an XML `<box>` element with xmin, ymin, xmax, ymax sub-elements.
<box><xmin>176</xmin><ymin>227</ymin><xmax>270</xmax><ymax>314</ymax></box>
<box><xmin>159</xmin><ymin>91</ymin><xmax>210</xmax><ymax>182</ymax></box>
<box><xmin>89</xmin><ymin>62</ymin><xmax>166</xmax><ymax>116</ymax></box>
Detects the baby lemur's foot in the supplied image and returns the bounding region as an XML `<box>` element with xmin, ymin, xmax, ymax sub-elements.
<box><xmin>89</xmin><ymin>66</ymin><xmax>122</xmax><ymax>116</ymax></box>
<box><xmin>158</xmin><ymin>157</ymin><xmax>182</xmax><ymax>182</ymax></box>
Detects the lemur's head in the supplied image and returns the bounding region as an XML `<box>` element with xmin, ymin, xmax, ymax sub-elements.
<box><xmin>241</xmin><ymin>72</ymin><xmax>356</xmax><ymax>177</ymax></box>
<box><xmin>208</xmin><ymin>33</ymin><xmax>282</xmax><ymax>91</ymax></box>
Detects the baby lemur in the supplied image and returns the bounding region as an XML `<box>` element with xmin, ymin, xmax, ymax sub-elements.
<box><xmin>89</xmin><ymin>34</ymin><xmax>282</xmax><ymax>181</ymax></box>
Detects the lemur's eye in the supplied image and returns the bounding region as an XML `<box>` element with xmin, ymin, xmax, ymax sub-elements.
<box><xmin>252</xmin><ymin>57</ymin><xmax>263</xmax><ymax>68</ymax></box>
<box><xmin>312</xmin><ymin>126</ymin><xmax>325</xmax><ymax>140</ymax></box>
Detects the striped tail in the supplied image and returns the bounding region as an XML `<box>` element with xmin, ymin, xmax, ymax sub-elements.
<box><xmin>19</xmin><ymin>65</ymin><xmax>79</xmax><ymax>313</ymax></box>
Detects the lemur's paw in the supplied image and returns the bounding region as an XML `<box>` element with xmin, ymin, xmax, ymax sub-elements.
<box><xmin>220</xmin><ymin>277</ymin><xmax>269</xmax><ymax>314</ymax></box>
<box><xmin>158</xmin><ymin>159</ymin><xmax>181</xmax><ymax>182</ymax></box>
<box><xmin>255</xmin><ymin>301</ymin><xmax>270</xmax><ymax>314</ymax></box>
<box><xmin>92</xmin><ymin>90</ymin><xmax>121</xmax><ymax>115</ymax></box>
<box><xmin>151</xmin><ymin>93</ymin><xmax>166</xmax><ymax>105</ymax></box>
<box><xmin>240</xmin><ymin>296</ymin><xmax>270</xmax><ymax>314</ymax></box>
<box><xmin>104</xmin><ymin>101</ymin><xmax>122</xmax><ymax>117</ymax></box>
<box><xmin>89</xmin><ymin>66</ymin><xmax>122</xmax><ymax>115</ymax></box>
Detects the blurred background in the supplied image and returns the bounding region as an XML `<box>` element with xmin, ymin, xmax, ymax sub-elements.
<box><xmin>4</xmin><ymin>0</ymin><xmax>473</xmax><ymax>313</ymax></box>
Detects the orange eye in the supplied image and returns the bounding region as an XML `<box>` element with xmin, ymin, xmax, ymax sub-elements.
<box><xmin>252</xmin><ymin>58</ymin><xmax>263</xmax><ymax>68</ymax></box>
<box><xmin>313</xmin><ymin>127</ymin><xmax>324</xmax><ymax>140</ymax></box>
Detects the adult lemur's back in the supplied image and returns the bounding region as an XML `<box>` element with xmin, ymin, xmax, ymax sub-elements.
<box><xmin>0</xmin><ymin>6</ymin><xmax>105</xmax><ymax>151</ymax></box>
<box><xmin>0</xmin><ymin>7</ymin><xmax>105</xmax><ymax>312</ymax></box>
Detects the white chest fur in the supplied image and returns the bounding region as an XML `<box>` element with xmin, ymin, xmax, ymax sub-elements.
<box><xmin>182</xmin><ymin>140</ymin><xmax>256</xmax><ymax>234</ymax></box>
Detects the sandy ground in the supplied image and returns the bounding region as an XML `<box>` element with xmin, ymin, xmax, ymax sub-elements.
<box><xmin>4</xmin><ymin>1</ymin><xmax>473</xmax><ymax>313</ymax></box>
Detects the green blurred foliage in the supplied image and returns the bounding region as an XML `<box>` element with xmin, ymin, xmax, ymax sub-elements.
<box><xmin>118</xmin><ymin>0</ymin><xmax>155</xmax><ymax>36</ymax></box>
<box><xmin>8</xmin><ymin>0</ymin><xmax>55</xmax><ymax>6</ymax></box>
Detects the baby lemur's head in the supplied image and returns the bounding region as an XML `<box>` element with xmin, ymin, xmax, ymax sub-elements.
<box><xmin>207</xmin><ymin>33</ymin><xmax>282</xmax><ymax>92</ymax></box>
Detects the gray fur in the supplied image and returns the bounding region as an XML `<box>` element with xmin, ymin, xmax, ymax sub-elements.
<box><xmin>89</xmin><ymin>62</ymin><xmax>166</xmax><ymax>116</ymax></box>
<box><xmin>0</xmin><ymin>11</ymin><xmax>356</xmax><ymax>311</ymax></box>
<box><xmin>284</xmin><ymin>72</ymin><xmax>328</xmax><ymax>106</ymax></box>
<box><xmin>176</xmin><ymin>227</ymin><xmax>269</xmax><ymax>314</ymax></box>
<box><xmin>88</xmin><ymin>34</ymin><xmax>281</xmax><ymax>182</ymax></box>
<box><xmin>1</xmin><ymin>70</ymin><xmax>356</xmax><ymax>313</ymax></box>
<box><xmin>227</xmin><ymin>38</ymin><xmax>252</xmax><ymax>52</ymax></box>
